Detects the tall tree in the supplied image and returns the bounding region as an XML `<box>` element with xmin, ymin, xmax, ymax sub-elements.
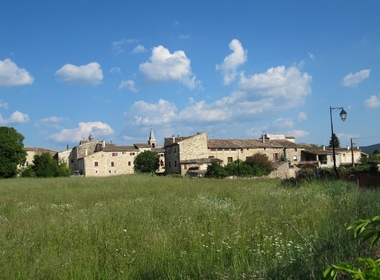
<box><xmin>329</xmin><ymin>133</ymin><xmax>340</xmax><ymax>148</ymax></box>
<box><xmin>0</xmin><ymin>126</ymin><xmax>27</xmax><ymax>178</ymax></box>
<box><xmin>133</xmin><ymin>150</ymin><xmax>159</xmax><ymax>173</ymax></box>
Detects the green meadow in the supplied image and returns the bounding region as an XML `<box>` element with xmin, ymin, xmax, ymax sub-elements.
<box><xmin>0</xmin><ymin>175</ymin><xmax>379</xmax><ymax>279</ymax></box>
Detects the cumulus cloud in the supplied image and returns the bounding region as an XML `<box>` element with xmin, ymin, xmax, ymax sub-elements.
<box><xmin>139</xmin><ymin>45</ymin><xmax>201</xmax><ymax>89</ymax></box>
<box><xmin>49</xmin><ymin>121</ymin><xmax>114</xmax><ymax>143</ymax></box>
<box><xmin>0</xmin><ymin>59</ymin><xmax>34</xmax><ymax>87</ymax></box>
<box><xmin>0</xmin><ymin>111</ymin><xmax>29</xmax><ymax>125</ymax></box>
<box><xmin>55</xmin><ymin>62</ymin><xmax>103</xmax><ymax>86</ymax></box>
<box><xmin>132</xmin><ymin>45</ymin><xmax>147</xmax><ymax>54</ymax></box>
<box><xmin>122</xmin><ymin>64</ymin><xmax>312</xmax><ymax>140</ymax></box>
<box><xmin>216</xmin><ymin>39</ymin><xmax>247</xmax><ymax>85</ymax></box>
<box><xmin>119</xmin><ymin>80</ymin><xmax>138</xmax><ymax>92</ymax></box>
<box><xmin>341</xmin><ymin>69</ymin><xmax>370</xmax><ymax>87</ymax></box>
<box><xmin>238</xmin><ymin>65</ymin><xmax>312</xmax><ymax>107</ymax></box>
<box><xmin>364</xmin><ymin>94</ymin><xmax>380</xmax><ymax>108</ymax></box>
<box><xmin>125</xmin><ymin>99</ymin><xmax>178</xmax><ymax>126</ymax></box>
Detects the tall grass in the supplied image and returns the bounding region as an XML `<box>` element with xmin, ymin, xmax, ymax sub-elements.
<box><xmin>0</xmin><ymin>175</ymin><xmax>379</xmax><ymax>279</ymax></box>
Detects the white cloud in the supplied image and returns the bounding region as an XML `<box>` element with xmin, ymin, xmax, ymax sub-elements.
<box><xmin>37</xmin><ymin>116</ymin><xmax>66</xmax><ymax>128</ymax></box>
<box><xmin>297</xmin><ymin>112</ymin><xmax>307</xmax><ymax>121</ymax></box>
<box><xmin>139</xmin><ymin>45</ymin><xmax>201</xmax><ymax>89</ymax></box>
<box><xmin>0</xmin><ymin>111</ymin><xmax>29</xmax><ymax>125</ymax></box>
<box><xmin>112</xmin><ymin>38</ymin><xmax>138</xmax><ymax>54</ymax></box>
<box><xmin>308</xmin><ymin>52</ymin><xmax>315</xmax><ymax>60</ymax></box>
<box><xmin>122</xmin><ymin>64</ymin><xmax>312</xmax><ymax>139</ymax></box>
<box><xmin>364</xmin><ymin>94</ymin><xmax>380</xmax><ymax>108</ymax></box>
<box><xmin>125</xmin><ymin>99</ymin><xmax>178</xmax><ymax>126</ymax></box>
<box><xmin>55</xmin><ymin>62</ymin><xmax>103</xmax><ymax>86</ymax></box>
<box><xmin>272</xmin><ymin>118</ymin><xmax>294</xmax><ymax>129</ymax></box>
<box><xmin>238</xmin><ymin>65</ymin><xmax>312</xmax><ymax>107</ymax></box>
<box><xmin>132</xmin><ymin>45</ymin><xmax>147</xmax><ymax>53</ymax></box>
<box><xmin>288</xmin><ymin>130</ymin><xmax>309</xmax><ymax>138</ymax></box>
<box><xmin>0</xmin><ymin>101</ymin><xmax>8</xmax><ymax>109</ymax></box>
<box><xmin>110</xmin><ymin>67</ymin><xmax>121</xmax><ymax>74</ymax></box>
<box><xmin>49</xmin><ymin>121</ymin><xmax>114</xmax><ymax>143</ymax></box>
<box><xmin>341</xmin><ymin>69</ymin><xmax>370</xmax><ymax>87</ymax></box>
<box><xmin>0</xmin><ymin>59</ymin><xmax>34</xmax><ymax>87</ymax></box>
<box><xmin>216</xmin><ymin>39</ymin><xmax>247</xmax><ymax>85</ymax></box>
<box><xmin>119</xmin><ymin>80</ymin><xmax>138</xmax><ymax>92</ymax></box>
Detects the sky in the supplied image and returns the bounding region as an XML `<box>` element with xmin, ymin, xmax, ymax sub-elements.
<box><xmin>1</xmin><ymin>1</ymin><xmax>380</xmax><ymax>151</ymax></box>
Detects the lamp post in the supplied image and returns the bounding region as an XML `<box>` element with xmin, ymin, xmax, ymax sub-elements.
<box><xmin>330</xmin><ymin>106</ymin><xmax>347</xmax><ymax>178</ymax></box>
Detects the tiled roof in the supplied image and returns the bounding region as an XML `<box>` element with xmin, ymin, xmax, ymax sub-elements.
<box><xmin>102</xmin><ymin>144</ymin><xmax>138</xmax><ymax>152</ymax></box>
<box><xmin>180</xmin><ymin>158</ymin><xmax>223</xmax><ymax>164</ymax></box>
<box><xmin>24</xmin><ymin>147</ymin><xmax>57</xmax><ymax>155</ymax></box>
<box><xmin>164</xmin><ymin>136</ymin><xmax>192</xmax><ymax>147</ymax></box>
<box><xmin>133</xmin><ymin>143</ymin><xmax>152</xmax><ymax>148</ymax></box>
<box><xmin>207</xmin><ymin>138</ymin><xmax>300</xmax><ymax>149</ymax></box>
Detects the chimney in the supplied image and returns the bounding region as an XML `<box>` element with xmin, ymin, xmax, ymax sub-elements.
<box><xmin>102</xmin><ymin>140</ymin><xmax>105</xmax><ymax>148</ymax></box>
<box><xmin>322</xmin><ymin>145</ymin><xmax>325</xmax><ymax>150</ymax></box>
<box><xmin>85</xmin><ymin>148</ymin><xmax>88</xmax><ymax>156</ymax></box>
<box><xmin>172</xmin><ymin>135</ymin><xmax>175</xmax><ymax>143</ymax></box>
<box><xmin>262</xmin><ymin>134</ymin><xmax>265</xmax><ymax>143</ymax></box>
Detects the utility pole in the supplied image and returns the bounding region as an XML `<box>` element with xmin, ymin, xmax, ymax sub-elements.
<box><xmin>350</xmin><ymin>138</ymin><xmax>358</xmax><ymax>167</ymax></box>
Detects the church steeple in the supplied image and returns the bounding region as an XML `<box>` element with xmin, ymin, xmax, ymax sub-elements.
<box><xmin>148</xmin><ymin>128</ymin><xmax>157</xmax><ymax>148</ymax></box>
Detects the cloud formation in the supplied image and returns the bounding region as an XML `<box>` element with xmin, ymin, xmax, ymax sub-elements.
<box><xmin>112</xmin><ymin>38</ymin><xmax>138</xmax><ymax>54</ymax></box>
<box><xmin>0</xmin><ymin>59</ymin><xmax>34</xmax><ymax>87</ymax></box>
<box><xmin>132</xmin><ymin>45</ymin><xmax>147</xmax><ymax>53</ymax></box>
<box><xmin>341</xmin><ymin>69</ymin><xmax>370</xmax><ymax>87</ymax></box>
<box><xmin>0</xmin><ymin>111</ymin><xmax>29</xmax><ymax>125</ymax></box>
<box><xmin>55</xmin><ymin>62</ymin><xmax>103</xmax><ymax>86</ymax></box>
<box><xmin>119</xmin><ymin>80</ymin><xmax>138</xmax><ymax>92</ymax></box>
<box><xmin>123</xmin><ymin>64</ymin><xmax>312</xmax><ymax>136</ymax></box>
<box><xmin>363</xmin><ymin>94</ymin><xmax>380</xmax><ymax>108</ymax></box>
<box><xmin>49</xmin><ymin>121</ymin><xmax>114</xmax><ymax>143</ymax></box>
<box><xmin>216</xmin><ymin>39</ymin><xmax>247</xmax><ymax>85</ymax></box>
<box><xmin>139</xmin><ymin>45</ymin><xmax>201</xmax><ymax>89</ymax></box>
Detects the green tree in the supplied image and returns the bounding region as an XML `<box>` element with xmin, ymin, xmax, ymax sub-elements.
<box><xmin>206</xmin><ymin>162</ymin><xmax>228</xmax><ymax>178</ymax></box>
<box><xmin>329</xmin><ymin>133</ymin><xmax>340</xmax><ymax>148</ymax></box>
<box><xmin>245</xmin><ymin>153</ymin><xmax>274</xmax><ymax>176</ymax></box>
<box><xmin>33</xmin><ymin>153</ymin><xmax>59</xmax><ymax>177</ymax></box>
<box><xmin>133</xmin><ymin>150</ymin><xmax>159</xmax><ymax>173</ymax></box>
<box><xmin>0</xmin><ymin>126</ymin><xmax>26</xmax><ymax>178</ymax></box>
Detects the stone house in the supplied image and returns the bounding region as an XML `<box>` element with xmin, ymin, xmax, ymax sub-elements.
<box><xmin>58</xmin><ymin>129</ymin><xmax>165</xmax><ymax>177</ymax></box>
<box><xmin>23</xmin><ymin>147</ymin><xmax>58</xmax><ymax>167</ymax></box>
<box><xmin>164</xmin><ymin>132</ymin><xmax>221</xmax><ymax>176</ymax></box>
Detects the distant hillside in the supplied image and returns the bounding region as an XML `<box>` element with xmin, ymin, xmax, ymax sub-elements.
<box><xmin>360</xmin><ymin>143</ymin><xmax>380</xmax><ymax>155</ymax></box>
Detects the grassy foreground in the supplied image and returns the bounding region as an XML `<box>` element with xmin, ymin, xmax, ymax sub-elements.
<box><xmin>0</xmin><ymin>175</ymin><xmax>379</xmax><ymax>279</ymax></box>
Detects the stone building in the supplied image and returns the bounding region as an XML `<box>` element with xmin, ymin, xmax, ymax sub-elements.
<box><xmin>58</xmin><ymin>129</ymin><xmax>164</xmax><ymax>177</ymax></box>
<box><xmin>24</xmin><ymin>147</ymin><xmax>57</xmax><ymax>167</ymax></box>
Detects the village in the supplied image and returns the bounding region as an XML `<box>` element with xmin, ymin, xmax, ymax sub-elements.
<box><xmin>23</xmin><ymin>129</ymin><xmax>366</xmax><ymax>179</ymax></box>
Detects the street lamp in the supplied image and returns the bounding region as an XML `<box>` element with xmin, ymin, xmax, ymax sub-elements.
<box><xmin>330</xmin><ymin>106</ymin><xmax>347</xmax><ymax>178</ymax></box>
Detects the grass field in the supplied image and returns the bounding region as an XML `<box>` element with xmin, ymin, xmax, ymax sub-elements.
<box><xmin>0</xmin><ymin>175</ymin><xmax>379</xmax><ymax>279</ymax></box>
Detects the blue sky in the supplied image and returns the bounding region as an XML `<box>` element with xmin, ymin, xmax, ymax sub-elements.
<box><xmin>1</xmin><ymin>1</ymin><xmax>380</xmax><ymax>151</ymax></box>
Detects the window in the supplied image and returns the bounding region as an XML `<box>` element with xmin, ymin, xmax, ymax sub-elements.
<box><xmin>111</xmin><ymin>162</ymin><xmax>115</xmax><ymax>167</ymax></box>
<box><xmin>169</xmin><ymin>162</ymin><xmax>171</xmax><ymax>168</ymax></box>
<box><xmin>112</xmin><ymin>152</ymin><xmax>118</xmax><ymax>156</ymax></box>
<box><xmin>174</xmin><ymin>148</ymin><xmax>177</xmax><ymax>153</ymax></box>
<box><xmin>128</xmin><ymin>161</ymin><xmax>131</xmax><ymax>166</ymax></box>
<box><xmin>273</xmin><ymin>153</ymin><xmax>280</xmax><ymax>161</ymax></box>
<box><xmin>227</xmin><ymin>157</ymin><xmax>233</xmax><ymax>163</ymax></box>
<box><xmin>184</xmin><ymin>164</ymin><xmax>187</xmax><ymax>170</ymax></box>
<box><xmin>130</xmin><ymin>152</ymin><xmax>135</xmax><ymax>156</ymax></box>
<box><xmin>71</xmin><ymin>159</ymin><xmax>74</xmax><ymax>163</ymax></box>
<box><xmin>94</xmin><ymin>161</ymin><xmax>99</xmax><ymax>167</ymax></box>
<box><xmin>160</xmin><ymin>160</ymin><xmax>164</xmax><ymax>167</ymax></box>
<box><xmin>174</xmin><ymin>161</ymin><xmax>177</xmax><ymax>167</ymax></box>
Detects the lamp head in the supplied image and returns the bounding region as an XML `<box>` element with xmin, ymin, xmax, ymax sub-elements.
<box><xmin>339</xmin><ymin>109</ymin><xmax>347</xmax><ymax>121</ymax></box>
